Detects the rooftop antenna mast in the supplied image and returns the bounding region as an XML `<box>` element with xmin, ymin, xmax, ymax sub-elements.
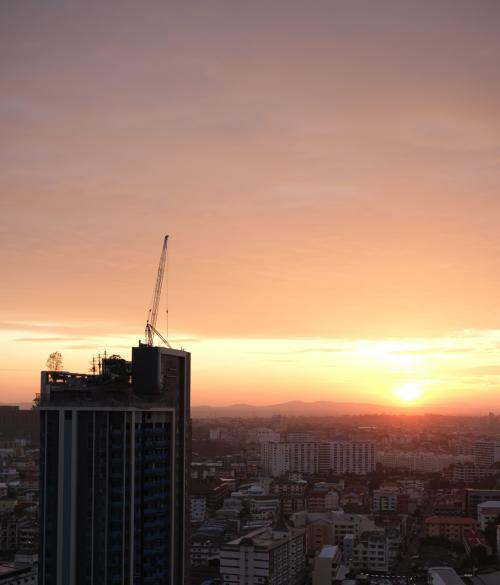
<box><xmin>145</xmin><ymin>235</ymin><xmax>171</xmax><ymax>348</ymax></box>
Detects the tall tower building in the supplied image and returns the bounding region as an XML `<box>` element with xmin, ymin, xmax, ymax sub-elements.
<box><xmin>38</xmin><ymin>345</ymin><xmax>190</xmax><ymax>585</ymax></box>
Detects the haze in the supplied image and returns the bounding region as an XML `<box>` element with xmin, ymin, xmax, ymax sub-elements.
<box><xmin>2</xmin><ymin>1</ymin><xmax>500</xmax><ymax>410</ymax></box>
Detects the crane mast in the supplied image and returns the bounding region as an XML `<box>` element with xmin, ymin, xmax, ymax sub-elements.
<box><xmin>145</xmin><ymin>235</ymin><xmax>171</xmax><ymax>347</ymax></box>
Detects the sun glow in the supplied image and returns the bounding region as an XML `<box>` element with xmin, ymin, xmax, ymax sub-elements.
<box><xmin>393</xmin><ymin>382</ymin><xmax>422</xmax><ymax>403</ymax></box>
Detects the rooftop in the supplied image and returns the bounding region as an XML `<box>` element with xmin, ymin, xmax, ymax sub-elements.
<box><xmin>428</xmin><ymin>567</ymin><xmax>465</xmax><ymax>585</ymax></box>
<box><xmin>478</xmin><ymin>500</ymin><xmax>500</xmax><ymax>510</ymax></box>
<box><xmin>425</xmin><ymin>516</ymin><xmax>477</xmax><ymax>525</ymax></box>
<box><xmin>318</xmin><ymin>544</ymin><xmax>339</xmax><ymax>559</ymax></box>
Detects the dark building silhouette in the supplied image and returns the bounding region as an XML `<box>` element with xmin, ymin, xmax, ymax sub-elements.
<box><xmin>38</xmin><ymin>345</ymin><xmax>190</xmax><ymax>585</ymax></box>
<box><xmin>0</xmin><ymin>405</ymin><xmax>39</xmax><ymax>444</ymax></box>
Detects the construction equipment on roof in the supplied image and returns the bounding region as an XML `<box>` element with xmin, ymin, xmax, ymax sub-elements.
<box><xmin>145</xmin><ymin>235</ymin><xmax>171</xmax><ymax>348</ymax></box>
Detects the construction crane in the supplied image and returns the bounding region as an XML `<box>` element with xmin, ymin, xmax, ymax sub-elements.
<box><xmin>145</xmin><ymin>235</ymin><xmax>171</xmax><ymax>347</ymax></box>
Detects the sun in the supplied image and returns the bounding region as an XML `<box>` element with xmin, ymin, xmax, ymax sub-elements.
<box><xmin>393</xmin><ymin>382</ymin><xmax>422</xmax><ymax>403</ymax></box>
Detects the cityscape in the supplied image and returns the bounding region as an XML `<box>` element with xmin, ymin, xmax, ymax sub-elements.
<box><xmin>3</xmin><ymin>2</ymin><xmax>500</xmax><ymax>585</ymax></box>
<box><xmin>6</xmin><ymin>377</ymin><xmax>500</xmax><ymax>584</ymax></box>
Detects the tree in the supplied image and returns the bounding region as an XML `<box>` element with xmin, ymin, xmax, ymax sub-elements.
<box><xmin>46</xmin><ymin>352</ymin><xmax>63</xmax><ymax>371</ymax></box>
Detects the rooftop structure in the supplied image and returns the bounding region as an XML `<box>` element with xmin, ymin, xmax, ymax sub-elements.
<box><xmin>428</xmin><ymin>567</ymin><xmax>466</xmax><ymax>585</ymax></box>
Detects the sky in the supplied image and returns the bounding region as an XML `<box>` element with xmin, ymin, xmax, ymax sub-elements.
<box><xmin>1</xmin><ymin>1</ymin><xmax>500</xmax><ymax>411</ymax></box>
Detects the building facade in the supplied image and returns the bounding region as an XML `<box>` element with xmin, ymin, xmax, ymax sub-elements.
<box><xmin>465</xmin><ymin>489</ymin><xmax>500</xmax><ymax>518</ymax></box>
<box><xmin>474</xmin><ymin>441</ymin><xmax>500</xmax><ymax>467</ymax></box>
<box><xmin>424</xmin><ymin>516</ymin><xmax>477</xmax><ymax>543</ymax></box>
<box><xmin>261</xmin><ymin>441</ymin><xmax>375</xmax><ymax>477</ymax></box>
<box><xmin>219</xmin><ymin>526</ymin><xmax>305</xmax><ymax>585</ymax></box>
<box><xmin>38</xmin><ymin>345</ymin><xmax>191</xmax><ymax>585</ymax></box>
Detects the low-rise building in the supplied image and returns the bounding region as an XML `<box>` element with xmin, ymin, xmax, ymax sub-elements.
<box><xmin>219</xmin><ymin>525</ymin><xmax>305</xmax><ymax>585</ymax></box>
<box><xmin>465</xmin><ymin>489</ymin><xmax>500</xmax><ymax>518</ymax></box>
<box><xmin>351</xmin><ymin>530</ymin><xmax>388</xmax><ymax>574</ymax></box>
<box><xmin>477</xmin><ymin>500</ymin><xmax>500</xmax><ymax>530</ymax></box>
<box><xmin>290</xmin><ymin>511</ymin><xmax>378</xmax><ymax>555</ymax></box>
<box><xmin>424</xmin><ymin>516</ymin><xmax>477</xmax><ymax>543</ymax></box>
<box><xmin>0</xmin><ymin>553</ymin><xmax>38</xmax><ymax>585</ymax></box>
<box><xmin>373</xmin><ymin>488</ymin><xmax>398</xmax><ymax>513</ymax></box>
<box><xmin>312</xmin><ymin>545</ymin><xmax>342</xmax><ymax>585</ymax></box>
<box><xmin>428</xmin><ymin>566</ymin><xmax>465</xmax><ymax>585</ymax></box>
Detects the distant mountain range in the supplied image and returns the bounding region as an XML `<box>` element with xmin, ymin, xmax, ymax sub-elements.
<box><xmin>190</xmin><ymin>399</ymin><xmax>476</xmax><ymax>418</ymax></box>
<box><xmin>3</xmin><ymin>399</ymin><xmax>484</xmax><ymax>417</ymax></box>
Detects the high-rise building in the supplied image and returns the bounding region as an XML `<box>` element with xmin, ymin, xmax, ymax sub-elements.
<box><xmin>38</xmin><ymin>345</ymin><xmax>190</xmax><ymax>585</ymax></box>
<box><xmin>261</xmin><ymin>441</ymin><xmax>375</xmax><ymax>477</ymax></box>
<box><xmin>474</xmin><ymin>440</ymin><xmax>500</xmax><ymax>466</ymax></box>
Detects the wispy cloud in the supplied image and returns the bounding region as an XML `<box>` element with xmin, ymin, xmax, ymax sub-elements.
<box><xmin>394</xmin><ymin>347</ymin><xmax>477</xmax><ymax>355</ymax></box>
<box><xmin>15</xmin><ymin>336</ymin><xmax>83</xmax><ymax>342</ymax></box>
<box><xmin>294</xmin><ymin>347</ymin><xmax>348</xmax><ymax>354</ymax></box>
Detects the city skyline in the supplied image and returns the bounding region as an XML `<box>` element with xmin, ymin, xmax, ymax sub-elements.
<box><xmin>3</xmin><ymin>1</ymin><xmax>500</xmax><ymax>411</ymax></box>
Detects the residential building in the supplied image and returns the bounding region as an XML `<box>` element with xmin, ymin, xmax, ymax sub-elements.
<box><xmin>444</xmin><ymin>463</ymin><xmax>495</xmax><ymax>484</ymax></box>
<box><xmin>38</xmin><ymin>345</ymin><xmax>191</xmax><ymax>585</ymax></box>
<box><xmin>190</xmin><ymin>477</ymin><xmax>228</xmax><ymax>523</ymax></box>
<box><xmin>465</xmin><ymin>489</ymin><xmax>500</xmax><ymax>518</ymax></box>
<box><xmin>325</xmin><ymin>441</ymin><xmax>376</xmax><ymax>475</ymax></box>
<box><xmin>373</xmin><ymin>488</ymin><xmax>398</xmax><ymax>513</ymax></box>
<box><xmin>351</xmin><ymin>531</ymin><xmax>388</xmax><ymax>573</ymax></box>
<box><xmin>377</xmin><ymin>451</ymin><xmax>472</xmax><ymax>473</ymax></box>
<box><xmin>191</xmin><ymin>495</ymin><xmax>208</xmax><ymax>524</ymax></box>
<box><xmin>477</xmin><ymin>501</ymin><xmax>500</xmax><ymax>530</ymax></box>
<box><xmin>261</xmin><ymin>442</ymin><xmax>319</xmax><ymax>477</ymax></box>
<box><xmin>270</xmin><ymin>479</ymin><xmax>307</xmax><ymax>516</ymax></box>
<box><xmin>262</xmin><ymin>441</ymin><xmax>375</xmax><ymax>477</ymax></box>
<box><xmin>312</xmin><ymin>545</ymin><xmax>342</xmax><ymax>585</ymax></box>
<box><xmin>474</xmin><ymin>441</ymin><xmax>500</xmax><ymax>467</ymax></box>
<box><xmin>428</xmin><ymin>567</ymin><xmax>465</xmax><ymax>585</ymax></box>
<box><xmin>219</xmin><ymin>525</ymin><xmax>305</xmax><ymax>585</ymax></box>
<box><xmin>290</xmin><ymin>511</ymin><xmax>377</xmax><ymax>554</ymax></box>
<box><xmin>424</xmin><ymin>516</ymin><xmax>477</xmax><ymax>543</ymax></box>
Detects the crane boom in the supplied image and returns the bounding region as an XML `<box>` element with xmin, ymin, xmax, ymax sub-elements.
<box><xmin>145</xmin><ymin>235</ymin><xmax>170</xmax><ymax>347</ymax></box>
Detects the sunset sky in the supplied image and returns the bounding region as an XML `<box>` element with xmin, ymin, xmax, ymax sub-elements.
<box><xmin>2</xmin><ymin>1</ymin><xmax>500</xmax><ymax>411</ymax></box>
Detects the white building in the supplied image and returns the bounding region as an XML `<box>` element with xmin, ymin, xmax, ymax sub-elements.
<box><xmin>474</xmin><ymin>441</ymin><xmax>500</xmax><ymax>467</ymax></box>
<box><xmin>377</xmin><ymin>451</ymin><xmax>472</xmax><ymax>473</ymax></box>
<box><xmin>325</xmin><ymin>441</ymin><xmax>376</xmax><ymax>475</ymax></box>
<box><xmin>351</xmin><ymin>531</ymin><xmax>388</xmax><ymax>574</ymax></box>
<box><xmin>254</xmin><ymin>428</ymin><xmax>281</xmax><ymax>444</ymax></box>
<box><xmin>262</xmin><ymin>441</ymin><xmax>375</xmax><ymax>477</ymax></box>
<box><xmin>219</xmin><ymin>526</ymin><xmax>305</xmax><ymax>585</ymax></box>
<box><xmin>261</xmin><ymin>442</ymin><xmax>319</xmax><ymax>477</ymax></box>
<box><xmin>477</xmin><ymin>500</ymin><xmax>500</xmax><ymax>530</ymax></box>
